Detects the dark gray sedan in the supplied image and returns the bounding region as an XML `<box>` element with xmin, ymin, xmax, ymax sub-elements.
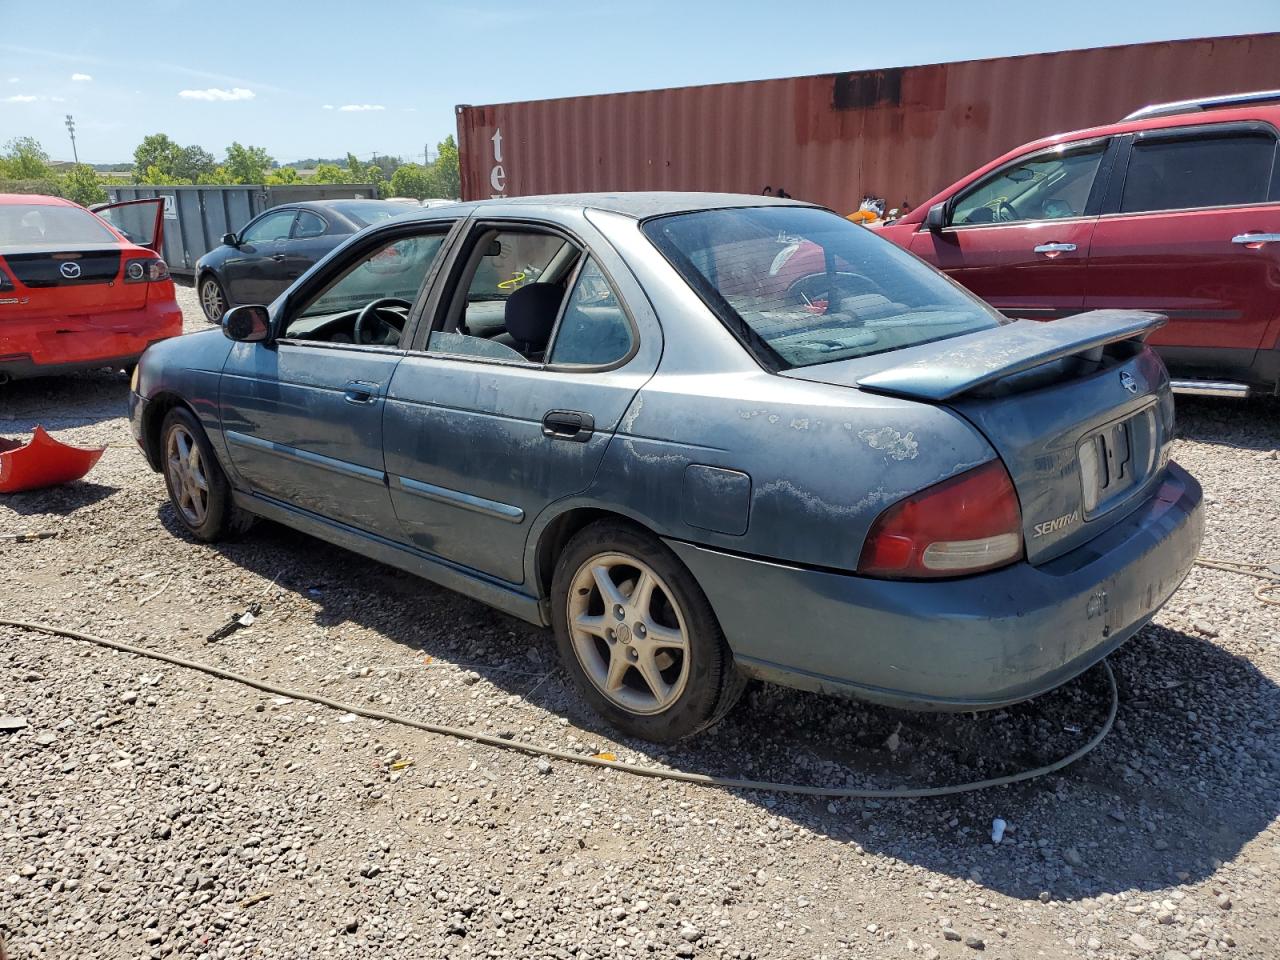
<box><xmin>194</xmin><ymin>199</ymin><xmax>421</xmax><ymax>323</ymax></box>
<box><xmin>129</xmin><ymin>193</ymin><xmax>1203</xmax><ymax>742</ymax></box>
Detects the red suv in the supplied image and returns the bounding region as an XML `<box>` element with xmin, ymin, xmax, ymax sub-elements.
<box><xmin>877</xmin><ymin>90</ymin><xmax>1280</xmax><ymax>398</ymax></box>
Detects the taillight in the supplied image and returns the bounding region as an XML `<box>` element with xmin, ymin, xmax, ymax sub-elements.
<box><xmin>124</xmin><ymin>257</ymin><xmax>170</xmax><ymax>283</ymax></box>
<box><xmin>857</xmin><ymin>460</ymin><xmax>1024</xmax><ymax>579</ymax></box>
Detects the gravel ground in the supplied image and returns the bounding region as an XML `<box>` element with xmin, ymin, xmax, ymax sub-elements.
<box><xmin>2</xmin><ymin>280</ymin><xmax>1278</xmax><ymax>959</ymax></box>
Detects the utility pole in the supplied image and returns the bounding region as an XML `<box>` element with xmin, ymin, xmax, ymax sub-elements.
<box><xmin>65</xmin><ymin>114</ymin><xmax>79</xmax><ymax>164</ymax></box>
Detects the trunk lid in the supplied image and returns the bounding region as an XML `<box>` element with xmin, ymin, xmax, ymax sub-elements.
<box><xmin>780</xmin><ymin>311</ymin><xmax>1176</xmax><ymax>563</ymax></box>
<box><xmin>0</xmin><ymin>243</ymin><xmax>147</xmax><ymax>318</ymax></box>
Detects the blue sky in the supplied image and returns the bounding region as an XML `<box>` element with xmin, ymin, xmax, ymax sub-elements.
<box><xmin>2</xmin><ymin>1</ymin><xmax>1277</xmax><ymax>165</ymax></box>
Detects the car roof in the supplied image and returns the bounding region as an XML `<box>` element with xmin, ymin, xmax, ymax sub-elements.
<box><xmin>0</xmin><ymin>193</ymin><xmax>80</xmax><ymax>207</ymax></box>
<box><xmin>293</xmin><ymin>199</ymin><xmax>417</xmax><ymax>213</ymax></box>
<box><xmin>386</xmin><ymin>192</ymin><xmax>816</xmax><ymax>225</ymax></box>
<box><xmin>900</xmin><ymin>101</ymin><xmax>1280</xmax><ymax>222</ymax></box>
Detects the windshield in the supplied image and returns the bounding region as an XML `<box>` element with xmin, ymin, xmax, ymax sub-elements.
<box><xmin>0</xmin><ymin>203</ymin><xmax>117</xmax><ymax>247</ymax></box>
<box><xmin>642</xmin><ymin>206</ymin><xmax>1004</xmax><ymax>369</ymax></box>
<box><xmin>339</xmin><ymin>201</ymin><xmax>419</xmax><ymax>227</ymax></box>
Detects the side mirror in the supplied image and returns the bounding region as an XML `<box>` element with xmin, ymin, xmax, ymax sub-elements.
<box><xmin>222</xmin><ymin>232</ymin><xmax>239</xmax><ymax>247</ymax></box>
<box><xmin>222</xmin><ymin>304</ymin><xmax>271</xmax><ymax>343</ymax></box>
<box><xmin>924</xmin><ymin>202</ymin><xmax>948</xmax><ymax>232</ymax></box>
<box><xmin>486</xmin><ymin>239</ymin><xmax>502</xmax><ymax>257</ymax></box>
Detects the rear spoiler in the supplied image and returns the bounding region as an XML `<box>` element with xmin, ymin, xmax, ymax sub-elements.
<box><xmin>857</xmin><ymin>310</ymin><xmax>1167</xmax><ymax>402</ymax></box>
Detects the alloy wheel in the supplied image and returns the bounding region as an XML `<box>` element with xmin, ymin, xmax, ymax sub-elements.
<box><xmin>200</xmin><ymin>278</ymin><xmax>225</xmax><ymax>323</ymax></box>
<box><xmin>166</xmin><ymin>425</ymin><xmax>209</xmax><ymax>526</ymax></box>
<box><xmin>566</xmin><ymin>552</ymin><xmax>691</xmax><ymax>715</ymax></box>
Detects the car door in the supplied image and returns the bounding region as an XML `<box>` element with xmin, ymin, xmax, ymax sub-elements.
<box><xmin>222</xmin><ymin>208</ymin><xmax>297</xmax><ymax>305</ymax></box>
<box><xmin>1084</xmin><ymin>122</ymin><xmax>1280</xmax><ymax>376</ymax></box>
<box><xmin>283</xmin><ymin>209</ymin><xmax>342</xmax><ymax>287</ymax></box>
<box><xmin>91</xmin><ymin>197</ymin><xmax>166</xmax><ymax>254</ymax></box>
<box><xmin>909</xmin><ymin>138</ymin><xmax>1115</xmax><ymax>319</ymax></box>
<box><xmin>218</xmin><ymin>219</ymin><xmax>456</xmax><ymax>538</ymax></box>
<box><xmin>383</xmin><ymin>218</ymin><xmax>660</xmax><ymax>584</ymax></box>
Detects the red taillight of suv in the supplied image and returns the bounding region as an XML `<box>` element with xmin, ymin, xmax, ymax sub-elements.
<box><xmin>858</xmin><ymin>460</ymin><xmax>1024</xmax><ymax>579</ymax></box>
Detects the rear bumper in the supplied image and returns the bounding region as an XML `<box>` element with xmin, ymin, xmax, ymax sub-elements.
<box><xmin>666</xmin><ymin>461</ymin><xmax>1203</xmax><ymax>711</ymax></box>
<box><xmin>0</xmin><ymin>302</ymin><xmax>182</xmax><ymax>381</ymax></box>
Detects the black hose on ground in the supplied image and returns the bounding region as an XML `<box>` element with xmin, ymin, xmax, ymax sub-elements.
<box><xmin>0</xmin><ymin>618</ymin><xmax>1117</xmax><ymax>799</ymax></box>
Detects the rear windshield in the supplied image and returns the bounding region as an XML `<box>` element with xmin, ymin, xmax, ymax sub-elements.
<box><xmin>339</xmin><ymin>201</ymin><xmax>419</xmax><ymax>227</ymax></box>
<box><xmin>642</xmin><ymin>206</ymin><xmax>1004</xmax><ymax>369</ymax></box>
<box><xmin>0</xmin><ymin>203</ymin><xmax>117</xmax><ymax>247</ymax></box>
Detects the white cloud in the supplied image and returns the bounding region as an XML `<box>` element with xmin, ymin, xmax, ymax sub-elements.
<box><xmin>7</xmin><ymin>77</ymin><xmax>18</xmax><ymax>83</ymax></box>
<box><xmin>71</xmin><ymin>72</ymin><xmax>92</xmax><ymax>81</ymax></box>
<box><xmin>50</xmin><ymin>96</ymin><xmax>66</xmax><ymax>102</ymax></box>
<box><xmin>178</xmin><ymin>87</ymin><xmax>255</xmax><ymax>102</ymax></box>
<box><xmin>3</xmin><ymin>94</ymin><xmax>38</xmax><ymax>102</ymax></box>
<box><xmin>322</xmin><ymin>104</ymin><xmax>334</xmax><ymax>110</ymax></box>
<box><xmin>337</xmin><ymin>103</ymin><xmax>385</xmax><ymax>112</ymax></box>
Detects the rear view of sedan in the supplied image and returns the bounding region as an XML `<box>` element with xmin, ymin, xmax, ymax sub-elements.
<box><xmin>128</xmin><ymin>193</ymin><xmax>1203</xmax><ymax>742</ymax></box>
<box><xmin>194</xmin><ymin>199</ymin><xmax>420</xmax><ymax>323</ymax></box>
<box><xmin>0</xmin><ymin>194</ymin><xmax>181</xmax><ymax>383</ymax></box>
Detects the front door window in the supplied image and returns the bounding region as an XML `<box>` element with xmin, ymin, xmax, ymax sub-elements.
<box><xmin>951</xmin><ymin>145</ymin><xmax>1105</xmax><ymax>226</ymax></box>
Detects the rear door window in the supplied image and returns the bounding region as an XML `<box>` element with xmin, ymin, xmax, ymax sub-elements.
<box><xmin>547</xmin><ymin>258</ymin><xmax>635</xmax><ymax>366</ymax></box>
<box><xmin>951</xmin><ymin>144</ymin><xmax>1106</xmax><ymax>226</ymax></box>
<box><xmin>292</xmin><ymin>211</ymin><xmax>327</xmax><ymax>239</ymax></box>
<box><xmin>1119</xmin><ymin>132</ymin><xmax>1277</xmax><ymax>213</ymax></box>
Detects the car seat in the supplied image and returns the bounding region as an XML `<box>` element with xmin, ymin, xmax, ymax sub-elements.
<box><xmin>494</xmin><ymin>283</ymin><xmax>563</xmax><ymax>359</ymax></box>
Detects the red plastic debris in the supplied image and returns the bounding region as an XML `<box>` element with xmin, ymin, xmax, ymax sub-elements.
<box><xmin>0</xmin><ymin>426</ymin><xmax>106</xmax><ymax>493</ymax></box>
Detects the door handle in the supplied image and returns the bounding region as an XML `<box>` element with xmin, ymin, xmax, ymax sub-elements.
<box><xmin>1231</xmin><ymin>232</ymin><xmax>1280</xmax><ymax>247</ymax></box>
<box><xmin>542</xmin><ymin>409</ymin><xmax>595</xmax><ymax>443</ymax></box>
<box><xmin>271</xmin><ymin>253</ymin><xmax>286</xmax><ymax>261</ymax></box>
<box><xmin>1033</xmin><ymin>242</ymin><xmax>1077</xmax><ymax>257</ymax></box>
<box><xmin>343</xmin><ymin>380</ymin><xmax>380</xmax><ymax>404</ymax></box>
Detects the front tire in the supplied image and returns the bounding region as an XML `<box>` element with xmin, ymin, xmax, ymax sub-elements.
<box><xmin>160</xmin><ymin>407</ymin><xmax>253</xmax><ymax>542</ymax></box>
<box><xmin>551</xmin><ymin>520</ymin><xmax>744</xmax><ymax>742</ymax></box>
<box><xmin>199</xmin><ymin>274</ymin><xmax>227</xmax><ymax>324</ymax></box>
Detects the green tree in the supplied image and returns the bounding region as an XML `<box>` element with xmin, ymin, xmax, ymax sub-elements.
<box><xmin>0</xmin><ymin>137</ymin><xmax>53</xmax><ymax>180</ymax></box>
<box><xmin>265</xmin><ymin>166</ymin><xmax>300</xmax><ymax>184</ymax></box>
<box><xmin>311</xmin><ymin>162</ymin><xmax>351</xmax><ymax>184</ymax></box>
<box><xmin>389</xmin><ymin>162</ymin><xmax>433</xmax><ymax>199</ymax></box>
<box><xmin>133</xmin><ymin>133</ymin><xmax>183</xmax><ymax>181</ymax></box>
<box><xmin>197</xmin><ymin>166</ymin><xmax>235</xmax><ymax>185</ymax></box>
<box><xmin>429</xmin><ymin>135</ymin><xmax>460</xmax><ymax>200</ymax></box>
<box><xmin>59</xmin><ymin>164</ymin><xmax>108</xmax><ymax>206</ymax></box>
<box><xmin>174</xmin><ymin>145</ymin><xmax>216</xmax><ymax>182</ymax></box>
<box><xmin>224</xmin><ymin>142</ymin><xmax>273</xmax><ymax>184</ymax></box>
<box><xmin>140</xmin><ymin>164</ymin><xmax>191</xmax><ymax>186</ymax></box>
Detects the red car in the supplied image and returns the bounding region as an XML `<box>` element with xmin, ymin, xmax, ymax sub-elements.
<box><xmin>877</xmin><ymin>90</ymin><xmax>1280</xmax><ymax>398</ymax></box>
<box><xmin>0</xmin><ymin>194</ymin><xmax>182</xmax><ymax>384</ymax></box>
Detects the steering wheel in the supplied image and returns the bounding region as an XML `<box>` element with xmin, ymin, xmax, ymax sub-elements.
<box><xmin>994</xmin><ymin>199</ymin><xmax>1019</xmax><ymax>223</ymax></box>
<box><xmin>353</xmin><ymin>297</ymin><xmax>412</xmax><ymax>346</ymax></box>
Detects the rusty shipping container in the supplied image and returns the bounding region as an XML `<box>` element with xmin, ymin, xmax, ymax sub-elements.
<box><xmin>457</xmin><ymin>33</ymin><xmax>1280</xmax><ymax>216</ymax></box>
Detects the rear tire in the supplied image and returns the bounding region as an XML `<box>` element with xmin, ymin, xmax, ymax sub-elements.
<box><xmin>160</xmin><ymin>407</ymin><xmax>254</xmax><ymax>542</ymax></box>
<box><xmin>199</xmin><ymin>274</ymin><xmax>227</xmax><ymax>324</ymax></box>
<box><xmin>550</xmin><ymin>520</ymin><xmax>745</xmax><ymax>742</ymax></box>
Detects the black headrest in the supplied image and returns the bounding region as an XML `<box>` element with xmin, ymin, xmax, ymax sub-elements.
<box><xmin>503</xmin><ymin>283</ymin><xmax>562</xmax><ymax>350</ymax></box>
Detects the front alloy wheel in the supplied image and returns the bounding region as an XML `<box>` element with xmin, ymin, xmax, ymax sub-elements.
<box><xmin>199</xmin><ymin>276</ymin><xmax>225</xmax><ymax>323</ymax></box>
<box><xmin>158</xmin><ymin>406</ymin><xmax>254</xmax><ymax>542</ymax></box>
<box><xmin>165</xmin><ymin>423</ymin><xmax>209</xmax><ymax>527</ymax></box>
